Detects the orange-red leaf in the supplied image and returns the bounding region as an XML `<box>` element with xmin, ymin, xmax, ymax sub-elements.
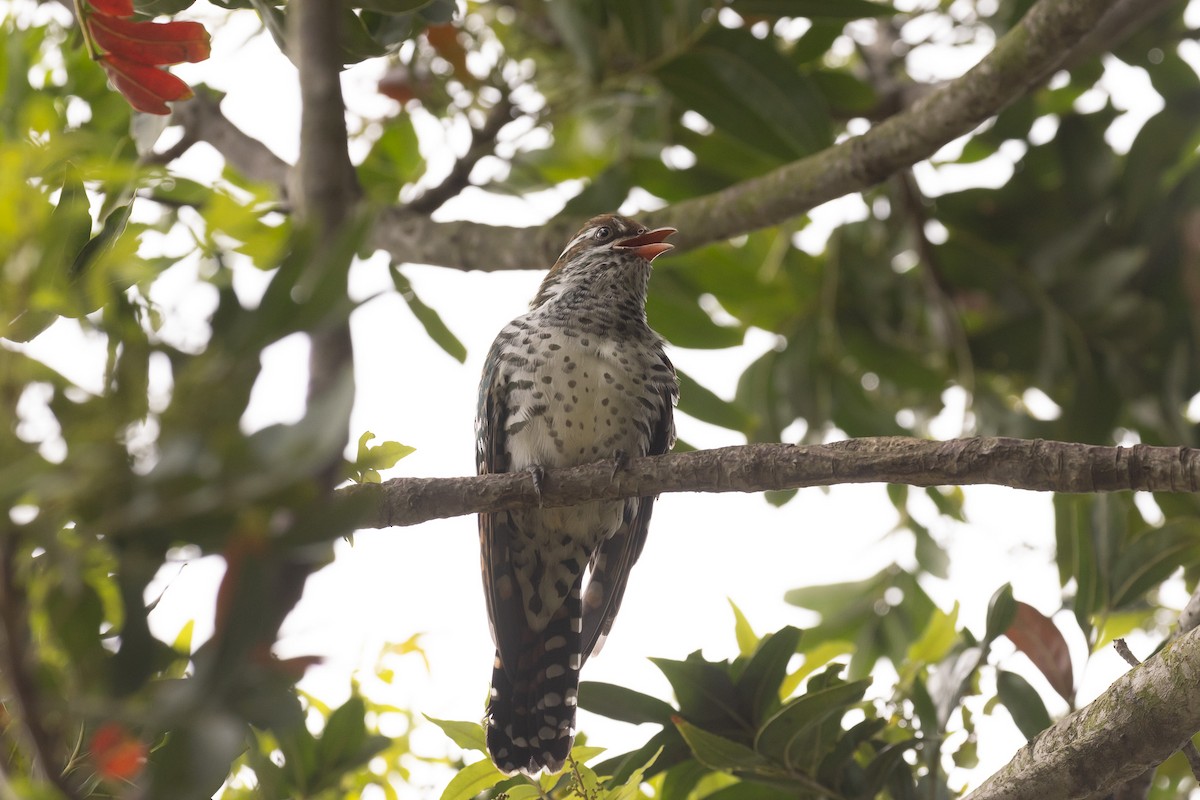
<box><xmin>101</xmin><ymin>55</ymin><xmax>193</xmax><ymax>115</ymax></box>
<box><xmin>89</xmin><ymin>722</ymin><xmax>147</xmax><ymax>781</ymax></box>
<box><xmin>88</xmin><ymin>15</ymin><xmax>211</xmax><ymax>66</ymax></box>
<box><xmin>378</xmin><ymin>70</ymin><xmax>417</xmax><ymax>104</ymax></box>
<box><xmin>425</xmin><ymin>23</ymin><xmax>473</xmax><ymax>84</ymax></box>
<box><xmin>87</xmin><ymin>0</ymin><xmax>134</xmax><ymax>15</ymax></box>
<box><xmin>1004</xmin><ymin>601</ymin><xmax>1075</xmax><ymax>705</ymax></box>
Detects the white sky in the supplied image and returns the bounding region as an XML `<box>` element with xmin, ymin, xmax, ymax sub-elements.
<box><xmin>13</xmin><ymin>1</ymin><xmax>1200</xmax><ymax>795</ymax></box>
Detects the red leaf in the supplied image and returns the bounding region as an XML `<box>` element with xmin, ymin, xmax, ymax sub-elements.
<box><xmin>100</xmin><ymin>55</ymin><xmax>193</xmax><ymax>115</ymax></box>
<box><xmin>378</xmin><ymin>70</ymin><xmax>417</xmax><ymax>104</ymax></box>
<box><xmin>425</xmin><ymin>23</ymin><xmax>472</xmax><ymax>84</ymax></box>
<box><xmin>89</xmin><ymin>722</ymin><xmax>147</xmax><ymax>781</ymax></box>
<box><xmin>1004</xmin><ymin>601</ymin><xmax>1075</xmax><ymax>705</ymax></box>
<box><xmin>88</xmin><ymin>15</ymin><xmax>211</xmax><ymax>66</ymax></box>
<box><xmin>87</xmin><ymin>0</ymin><xmax>134</xmax><ymax>15</ymax></box>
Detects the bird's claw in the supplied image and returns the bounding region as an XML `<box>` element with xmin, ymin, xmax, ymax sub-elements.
<box><xmin>527</xmin><ymin>465</ymin><xmax>546</xmax><ymax>507</ymax></box>
<box><xmin>610</xmin><ymin>449</ymin><xmax>630</xmax><ymax>481</ymax></box>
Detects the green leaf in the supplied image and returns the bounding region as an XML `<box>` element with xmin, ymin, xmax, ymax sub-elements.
<box><xmin>173</xmin><ymin>620</ymin><xmax>195</xmax><ymax>654</ymax></box>
<box><xmin>1054</xmin><ymin>494</ymin><xmax>1096</xmax><ymax>635</ymax></box>
<box><xmin>906</xmin><ymin>602</ymin><xmax>959</xmax><ymax>666</ymax></box>
<box><xmin>779</xmin><ymin>641</ymin><xmax>851</xmax><ymax>698</ymax></box>
<box><xmin>1110</xmin><ymin>519</ymin><xmax>1200</xmax><ymax>610</ymax></box>
<box><xmin>390</xmin><ymin>266</ymin><xmax>468</xmax><ymax>363</ymax></box>
<box><xmin>48</xmin><ymin>169</ymin><xmax>93</xmax><ymax>285</ymax></box>
<box><xmin>438</xmin><ymin>757</ymin><xmax>505</xmax><ymax>800</ymax></box>
<box><xmin>764</xmin><ymin>489</ymin><xmax>798</xmax><ymax>507</ymax></box>
<box><xmin>673</xmin><ymin>718</ymin><xmax>766</xmax><ymax>771</ymax></box>
<box><xmin>650</xmin><ymin>654</ymin><xmax>746</xmax><ymax>727</ymax></box>
<box><xmin>578</xmin><ymin>682</ymin><xmax>676</xmax><ymax>725</ymax></box>
<box><xmin>360</xmin><ymin>116</ymin><xmax>426</xmax><ymax>203</ymax></box>
<box><xmin>925</xmin><ymin>486</ymin><xmax>966</xmax><ymax>522</ymax></box>
<box><xmin>317</xmin><ymin>695</ymin><xmax>369</xmax><ymax>772</ymax></box>
<box><xmin>785</xmin><ymin>566</ymin><xmax>935</xmax><ymax>678</ymax></box>
<box><xmin>996</xmin><ymin>670</ymin><xmax>1052</xmax><ymax>740</ymax></box>
<box><xmin>912</xmin><ymin>524</ymin><xmax>950</xmax><ymax>580</ymax></box>
<box><xmin>646</xmin><ymin>270</ymin><xmax>746</xmax><ymax>350</ymax></box>
<box><xmin>72</xmin><ymin>201</ymin><xmax>133</xmax><ymax>290</ymax></box>
<box><xmin>753</xmin><ymin>678</ymin><xmax>869</xmax><ymax>764</ymax></box>
<box><xmin>926</xmin><ymin>645</ymin><xmax>983</xmax><ymax>730</ymax></box>
<box><xmin>985</xmin><ymin>583</ymin><xmax>1016</xmax><ymax>644</ymax></box>
<box><xmin>729</xmin><ymin>599</ymin><xmax>759</xmax><ymax>657</ymax></box>
<box><xmin>789</xmin><ymin>19</ymin><xmax>843</xmax><ymax>63</ymax></box>
<box><xmin>676</xmin><ymin>369</ymin><xmax>755</xmax><ymax>433</ymax></box>
<box><xmin>862</xmin><ymin>739</ymin><xmax>920</xmax><ymax>795</ymax></box>
<box><xmin>348</xmin><ymin>431</ymin><xmax>416</xmax><ymax>484</ymax></box>
<box><xmin>655</xmin><ymin>27</ymin><xmax>831</xmax><ymax>162</ymax></box>
<box><xmin>736</xmin><ymin>626</ymin><xmax>803</xmax><ymax>724</ymax></box>
<box><xmin>607</xmin><ymin>746</ymin><xmax>663</xmax><ymax>800</ymax></box>
<box><xmin>423</xmin><ymin>716</ymin><xmax>487</xmax><ymax>753</ymax></box>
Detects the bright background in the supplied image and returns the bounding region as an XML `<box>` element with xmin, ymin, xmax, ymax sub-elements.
<box><xmin>17</xmin><ymin>0</ymin><xmax>1200</xmax><ymax>794</ymax></box>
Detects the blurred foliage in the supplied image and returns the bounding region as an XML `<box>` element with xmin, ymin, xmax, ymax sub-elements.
<box><xmin>4</xmin><ymin>0</ymin><xmax>1200</xmax><ymax>796</ymax></box>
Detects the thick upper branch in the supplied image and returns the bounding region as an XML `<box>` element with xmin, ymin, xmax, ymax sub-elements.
<box><xmin>171</xmin><ymin>0</ymin><xmax>1138</xmax><ymax>273</ymax></box>
<box><xmin>342</xmin><ymin>437</ymin><xmax>1200</xmax><ymax>529</ymax></box>
<box><xmin>368</xmin><ymin>0</ymin><xmax>1122</xmax><ymax>271</ymax></box>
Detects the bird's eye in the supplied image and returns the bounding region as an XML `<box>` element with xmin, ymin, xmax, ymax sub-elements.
<box><xmin>593</xmin><ymin>226</ymin><xmax>612</xmax><ymax>241</ymax></box>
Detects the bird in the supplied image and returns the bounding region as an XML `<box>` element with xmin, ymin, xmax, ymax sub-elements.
<box><xmin>476</xmin><ymin>213</ymin><xmax>678</xmax><ymax>775</ymax></box>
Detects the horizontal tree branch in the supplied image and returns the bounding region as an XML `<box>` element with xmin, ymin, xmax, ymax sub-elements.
<box><xmin>341</xmin><ymin>436</ymin><xmax>1200</xmax><ymax>530</ymax></box>
<box><xmin>966</xmin><ymin>623</ymin><xmax>1200</xmax><ymax>800</ymax></box>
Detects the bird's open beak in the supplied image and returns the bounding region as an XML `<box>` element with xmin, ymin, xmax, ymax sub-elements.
<box><xmin>615</xmin><ymin>227</ymin><xmax>676</xmax><ymax>262</ymax></box>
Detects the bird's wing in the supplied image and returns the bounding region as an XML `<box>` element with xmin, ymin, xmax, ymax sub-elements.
<box><xmin>580</xmin><ymin>352</ymin><xmax>677</xmax><ymax>661</ymax></box>
<box><xmin>477</xmin><ymin>339</ymin><xmax>525</xmax><ymax>674</ymax></box>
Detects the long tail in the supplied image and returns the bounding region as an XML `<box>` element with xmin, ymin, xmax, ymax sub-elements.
<box><xmin>485</xmin><ymin>589</ymin><xmax>582</xmax><ymax>775</ymax></box>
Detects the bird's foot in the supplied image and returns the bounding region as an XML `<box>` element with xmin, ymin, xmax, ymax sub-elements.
<box><xmin>610</xmin><ymin>449</ymin><xmax>630</xmax><ymax>481</ymax></box>
<box><xmin>527</xmin><ymin>465</ymin><xmax>546</xmax><ymax>507</ymax></box>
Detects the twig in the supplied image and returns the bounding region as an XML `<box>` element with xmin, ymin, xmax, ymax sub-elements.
<box><xmin>407</xmin><ymin>95</ymin><xmax>515</xmax><ymax>215</ymax></box>
<box><xmin>1112</xmin><ymin>638</ymin><xmax>1140</xmax><ymax>668</ymax></box>
<box><xmin>139</xmin><ymin>124</ymin><xmax>199</xmax><ymax>168</ymax></box>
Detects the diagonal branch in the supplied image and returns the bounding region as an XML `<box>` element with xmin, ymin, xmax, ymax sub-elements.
<box><xmin>407</xmin><ymin>95</ymin><xmax>516</xmax><ymax>215</ymax></box>
<box><xmin>165</xmin><ymin>88</ymin><xmax>290</xmax><ymax>188</ymax></box>
<box><xmin>965</xmin><ymin>623</ymin><xmax>1200</xmax><ymax>800</ymax></box>
<box><xmin>340</xmin><ymin>436</ymin><xmax>1200</xmax><ymax>530</ymax></box>
<box><xmin>162</xmin><ymin>0</ymin><xmax>1166</xmax><ymax>275</ymax></box>
<box><xmin>367</xmin><ymin>0</ymin><xmax>1125</xmax><ymax>271</ymax></box>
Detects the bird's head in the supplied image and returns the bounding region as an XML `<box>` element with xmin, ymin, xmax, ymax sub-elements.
<box><xmin>530</xmin><ymin>214</ymin><xmax>676</xmax><ymax>309</ymax></box>
<box><xmin>555</xmin><ymin>214</ymin><xmax>677</xmax><ymax>266</ymax></box>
